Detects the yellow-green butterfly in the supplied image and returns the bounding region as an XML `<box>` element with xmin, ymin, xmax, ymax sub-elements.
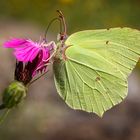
<box><xmin>53</xmin><ymin>27</ymin><xmax>140</xmax><ymax>117</ymax></box>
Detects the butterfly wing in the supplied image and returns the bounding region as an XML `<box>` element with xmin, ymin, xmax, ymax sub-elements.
<box><xmin>53</xmin><ymin>27</ymin><xmax>140</xmax><ymax>116</ymax></box>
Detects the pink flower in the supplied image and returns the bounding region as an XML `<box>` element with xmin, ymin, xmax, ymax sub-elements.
<box><xmin>4</xmin><ymin>38</ymin><xmax>56</xmax><ymax>85</ymax></box>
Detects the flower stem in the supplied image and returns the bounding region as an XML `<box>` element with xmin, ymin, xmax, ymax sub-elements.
<box><xmin>0</xmin><ymin>109</ymin><xmax>10</xmax><ymax>124</ymax></box>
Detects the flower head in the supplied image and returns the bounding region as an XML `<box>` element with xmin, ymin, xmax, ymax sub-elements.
<box><xmin>4</xmin><ymin>38</ymin><xmax>56</xmax><ymax>85</ymax></box>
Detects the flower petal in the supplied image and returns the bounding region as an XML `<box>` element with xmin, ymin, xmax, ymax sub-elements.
<box><xmin>49</xmin><ymin>41</ymin><xmax>56</xmax><ymax>51</ymax></box>
<box><xmin>14</xmin><ymin>47</ymin><xmax>38</xmax><ymax>62</ymax></box>
<box><xmin>26</xmin><ymin>47</ymin><xmax>40</xmax><ymax>62</ymax></box>
<box><xmin>14</xmin><ymin>47</ymin><xmax>34</xmax><ymax>62</ymax></box>
<box><xmin>4</xmin><ymin>38</ymin><xmax>27</xmax><ymax>48</ymax></box>
<box><xmin>34</xmin><ymin>49</ymin><xmax>50</xmax><ymax>74</ymax></box>
<box><xmin>13</xmin><ymin>39</ymin><xmax>40</xmax><ymax>62</ymax></box>
<box><xmin>43</xmin><ymin>48</ymin><xmax>50</xmax><ymax>60</ymax></box>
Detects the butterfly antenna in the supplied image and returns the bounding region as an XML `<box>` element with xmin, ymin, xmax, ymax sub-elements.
<box><xmin>56</xmin><ymin>10</ymin><xmax>67</xmax><ymax>41</ymax></box>
<box><xmin>44</xmin><ymin>17</ymin><xmax>62</xmax><ymax>41</ymax></box>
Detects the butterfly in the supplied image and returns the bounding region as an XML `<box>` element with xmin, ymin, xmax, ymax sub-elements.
<box><xmin>53</xmin><ymin>27</ymin><xmax>140</xmax><ymax>117</ymax></box>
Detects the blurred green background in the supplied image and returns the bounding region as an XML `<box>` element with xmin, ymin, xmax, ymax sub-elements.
<box><xmin>0</xmin><ymin>0</ymin><xmax>140</xmax><ymax>140</ymax></box>
<box><xmin>0</xmin><ymin>0</ymin><xmax>140</xmax><ymax>32</ymax></box>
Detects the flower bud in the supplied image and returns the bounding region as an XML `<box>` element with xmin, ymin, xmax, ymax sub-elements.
<box><xmin>2</xmin><ymin>81</ymin><xmax>27</xmax><ymax>109</ymax></box>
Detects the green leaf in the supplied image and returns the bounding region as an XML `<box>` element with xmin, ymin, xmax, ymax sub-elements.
<box><xmin>53</xmin><ymin>27</ymin><xmax>140</xmax><ymax>117</ymax></box>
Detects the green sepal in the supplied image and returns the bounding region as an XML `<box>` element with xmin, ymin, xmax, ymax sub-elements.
<box><xmin>2</xmin><ymin>81</ymin><xmax>27</xmax><ymax>109</ymax></box>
